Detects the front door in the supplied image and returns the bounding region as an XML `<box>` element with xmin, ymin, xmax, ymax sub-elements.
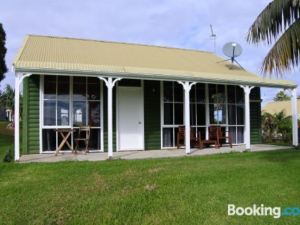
<box><xmin>117</xmin><ymin>86</ymin><xmax>144</xmax><ymax>150</ymax></box>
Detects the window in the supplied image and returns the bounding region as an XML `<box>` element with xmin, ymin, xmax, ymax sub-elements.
<box><xmin>209</xmin><ymin>84</ymin><xmax>226</xmax><ymax>125</ymax></box>
<box><xmin>43</xmin><ymin>76</ymin><xmax>70</xmax><ymax>126</ymax></box>
<box><xmin>73</xmin><ymin>77</ymin><xmax>101</xmax><ymax>150</ymax></box>
<box><xmin>161</xmin><ymin>82</ymin><xmax>245</xmax><ymax>148</ymax></box>
<box><xmin>190</xmin><ymin>83</ymin><xmax>206</xmax><ymax>140</ymax></box>
<box><xmin>162</xmin><ymin>82</ymin><xmax>184</xmax><ymax>147</ymax></box>
<box><xmin>227</xmin><ymin>85</ymin><xmax>244</xmax><ymax>144</ymax></box>
<box><xmin>42</xmin><ymin>76</ymin><xmax>102</xmax><ymax>151</ymax></box>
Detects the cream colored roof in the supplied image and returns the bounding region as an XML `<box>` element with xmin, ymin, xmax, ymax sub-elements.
<box><xmin>262</xmin><ymin>99</ymin><xmax>300</xmax><ymax>117</ymax></box>
<box><xmin>13</xmin><ymin>35</ymin><xmax>296</xmax><ymax>88</ymax></box>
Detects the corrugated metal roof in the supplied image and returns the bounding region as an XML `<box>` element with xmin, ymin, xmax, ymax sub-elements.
<box><xmin>262</xmin><ymin>99</ymin><xmax>300</xmax><ymax>117</ymax></box>
<box><xmin>13</xmin><ymin>35</ymin><xmax>296</xmax><ymax>88</ymax></box>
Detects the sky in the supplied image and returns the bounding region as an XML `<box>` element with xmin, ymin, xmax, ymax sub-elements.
<box><xmin>1</xmin><ymin>0</ymin><xmax>299</xmax><ymax>103</ymax></box>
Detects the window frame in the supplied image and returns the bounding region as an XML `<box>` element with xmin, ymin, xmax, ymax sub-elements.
<box><xmin>40</xmin><ymin>75</ymin><xmax>103</xmax><ymax>153</ymax></box>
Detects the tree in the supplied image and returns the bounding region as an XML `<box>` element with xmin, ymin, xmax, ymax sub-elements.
<box><xmin>273</xmin><ymin>90</ymin><xmax>291</xmax><ymax>101</ymax></box>
<box><xmin>0</xmin><ymin>84</ymin><xmax>14</xmax><ymax>110</ymax></box>
<box><xmin>0</xmin><ymin>23</ymin><xmax>7</xmax><ymax>82</ymax></box>
<box><xmin>247</xmin><ymin>0</ymin><xmax>300</xmax><ymax>75</ymax></box>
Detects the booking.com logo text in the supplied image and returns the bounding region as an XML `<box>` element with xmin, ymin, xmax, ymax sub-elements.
<box><xmin>228</xmin><ymin>204</ymin><xmax>300</xmax><ymax>219</ymax></box>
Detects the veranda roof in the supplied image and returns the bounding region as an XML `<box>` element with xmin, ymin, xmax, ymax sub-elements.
<box><xmin>13</xmin><ymin>35</ymin><xmax>296</xmax><ymax>88</ymax></box>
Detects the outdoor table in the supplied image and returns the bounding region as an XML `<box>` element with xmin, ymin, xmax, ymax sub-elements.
<box><xmin>54</xmin><ymin>128</ymin><xmax>74</xmax><ymax>155</ymax></box>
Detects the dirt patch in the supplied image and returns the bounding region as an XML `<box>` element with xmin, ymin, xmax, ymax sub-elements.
<box><xmin>144</xmin><ymin>184</ymin><xmax>158</xmax><ymax>191</ymax></box>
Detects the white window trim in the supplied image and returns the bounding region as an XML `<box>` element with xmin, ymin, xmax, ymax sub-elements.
<box><xmin>40</xmin><ymin>75</ymin><xmax>104</xmax><ymax>153</ymax></box>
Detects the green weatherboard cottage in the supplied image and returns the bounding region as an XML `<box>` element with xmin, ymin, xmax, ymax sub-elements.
<box><xmin>12</xmin><ymin>35</ymin><xmax>298</xmax><ymax>160</ymax></box>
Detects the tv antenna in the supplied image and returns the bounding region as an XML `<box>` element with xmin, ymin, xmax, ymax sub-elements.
<box><xmin>221</xmin><ymin>42</ymin><xmax>244</xmax><ymax>69</ymax></box>
<box><xmin>210</xmin><ymin>24</ymin><xmax>216</xmax><ymax>52</ymax></box>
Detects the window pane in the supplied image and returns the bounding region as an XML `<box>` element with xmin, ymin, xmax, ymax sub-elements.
<box><xmin>73</xmin><ymin>81</ymin><xmax>86</xmax><ymax>101</ymax></box>
<box><xmin>89</xmin><ymin>128</ymin><xmax>101</xmax><ymax>150</ymax></box>
<box><xmin>228</xmin><ymin>104</ymin><xmax>236</xmax><ymax>125</ymax></box>
<box><xmin>210</xmin><ymin>104</ymin><xmax>226</xmax><ymax>124</ymax></box>
<box><xmin>73</xmin><ymin>101</ymin><xmax>86</xmax><ymax>126</ymax></box>
<box><xmin>163</xmin><ymin>82</ymin><xmax>173</xmax><ymax>102</ymax></box>
<box><xmin>57</xmin><ymin>100</ymin><xmax>69</xmax><ymax>125</ymax></box>
<box><xmin>174</xmin><ymin>82</ymin><xmax>183</xmax><ymax>102</ymax></box>
<box><xmin>190</xmin><ymin>104</ymin><xmax>196</xmax><ymax>125</ymax></box>
<box><xmin>44</xmin><ymin>100</ymin><xmax>56</xmax><ymax>125</ymax></box>
<box><xmin>163</xmin><ymin>128</ymin><xmax>173</xmax><ymax>147</ymax></box>
<box><xmin>44</xmin><ymin>76</ymin><xmax>56</xmax><ymax>100</ymax></box>
<box><xmin>209</xmin><ymin>84</ymin><xmax>216</xmax><ymax>102</ymax></box>
<box><xmin>88</xmin><ymin>101</ymin><xmax>101</xmax><ymax>127</ymax></box>
<box><xmin>217</xmin><ymin>85</ymin><xmax>225</xmax><ymax>96</ymax></box>
<box><xmin>190</xmin><ymin>86</ymin><xmax>196</xmax><ymax>103</ymax></box>
<box><xmin>197</xmin><ymin>104</ymin><xmax>206</xmax><ymax>125</ymax></box>
<box><xmin>229</xmin><ymin>127</ymin><xmax>236</xmax><ymax>144</ymax></box>
<box><xmin>236</xmin><ymin>87</ymin><xmax>244</xmax><ymax>104</ymax></box>
<box><xmin>174</xmin><ymin>103</ymin><xmax>183</xmax><ymax>124</ymax></box>
<box><xmin>237</xmin><ymin>105</ymin><xmax>244</xmax><ymax>125</ymax></box>
<box><xmin>57</xmin><ymin>76</ymin><xmax>70</xmax><ymax>100</ymax></box>
<box><xmin>196</xmin><ymin>83</ymin><xmax>205</xmax><ymax>103</ymax></box>
<box><xmin>227</xmin><ymin>85</ymin><xmax>236</xmax><ymax>103</ymax></box>
<box><xmin>88</xmin><ymin>79</ymin><xmax>100</xmax><ymax>100</ymax></box>
<box><xmin>237</xmin><ymin>127</ymin><xmax>244</xmax><ymax>143</ymax></box>
<box><xmin>164</xmin><ymin>103</ymin><xmax>173</xmax><ymax>125</ymax></box>
<box><xmin>209</xmin><ymin>104</ymin><xmax>216</xmax><ymax>124</ymax></box>
<box><xmin>42</xmin><ymin>129</ymin><xmax>56</xmax><ymax>151</ymax></box>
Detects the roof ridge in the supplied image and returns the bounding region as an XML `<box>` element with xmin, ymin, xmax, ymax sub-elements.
<box><xmin>27</xmin><ymin>34</ymin><xmax>214</xmax><ymax>55</ymax></box>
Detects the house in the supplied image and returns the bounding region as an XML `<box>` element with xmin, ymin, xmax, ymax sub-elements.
<box><xmin>263</xmin><ymin>99</ymin><xmax>300</xmax><ymax>118</ymax></box>
<box><xmin>12</xmin><ymin>35</ymin><xmax>298</xmax><ymax>161</ymax></box>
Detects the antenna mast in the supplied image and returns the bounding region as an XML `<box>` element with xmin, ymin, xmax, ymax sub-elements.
<box><xmin>210</xmin><ymin>24</ymin><xmax>216</xmax><ymax>53</ymax></box>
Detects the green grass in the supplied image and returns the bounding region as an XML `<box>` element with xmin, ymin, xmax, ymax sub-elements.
<box><xmin>0</xmin><ymin>135</ymin><xmax>300</xmax><ymax>224</ymax></box>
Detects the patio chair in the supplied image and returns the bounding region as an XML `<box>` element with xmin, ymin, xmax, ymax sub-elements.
<box><xmin>198</xmin><ymin>128</ymin><xmax>219</xmax><ymax>149</ymax></box>
<box><xmin>74</xmin><ymin>126</ymin><xmax>91</xmax><ymax>154</ymax></box>
<box><xmin>176</xmin><ymin>126</ymin><xmax>198</xmax><ymax>148</ymax></box>
<box><xmin>205</xmin><ymin>126</ymin><xmax>232</xmax><ymax>148</ymax></box>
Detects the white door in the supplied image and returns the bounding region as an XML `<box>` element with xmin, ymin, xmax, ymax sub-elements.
<box><xmin>117</xmin><ymin>86</ymin><xmax>144</xmax><ymax>150</ymax></box>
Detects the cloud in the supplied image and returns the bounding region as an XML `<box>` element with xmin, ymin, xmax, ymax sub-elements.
<box><xmin>0</xmin><ymin>0</ymin><xmax>298</xmax><ymax>102</ymax></box>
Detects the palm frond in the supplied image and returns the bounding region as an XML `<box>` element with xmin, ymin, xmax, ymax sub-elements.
<box><xmin>261</xmin><ymin>19</ymin><xmax>300</xmax><ymax>75</ymax></box>
<box><xmin>247</xmin><ymin>0</ymin><xmax>300</xmax><ymax>44</ymax></box>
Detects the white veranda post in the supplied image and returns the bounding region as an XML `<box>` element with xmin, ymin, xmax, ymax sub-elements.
<box><xmin>291</xmin><ymin>88</ymin><xmax>298</xmax><ymax>147</ymax></box>
<box><xmin>240</xmin><ymin>85</ymin><xmax>254</xmax><ymax>150</ymax></box>
<box><xmin>98</xmin><ymin>77</ymin><xmax>122</xmax><ymax>158</ymax></box>
<box><xmin>14</xmin><ymin>73</ymin><xmax>32</xmax><ymax>161</ymax></box>
<box><xmin>178</xmin><ymin>81</ymin><xmax>196</xmax><ymax>154</ymax></box>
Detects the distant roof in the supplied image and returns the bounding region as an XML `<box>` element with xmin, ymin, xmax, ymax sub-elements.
<box><xmin>13</xmin><ymin>35</ymin><xmax>296</xmax><ymax>88</ymax></box>
<box><xmin>262</xmin><ymin>99</ymin><xmax>300</xmax><ymax>117</ymax></box>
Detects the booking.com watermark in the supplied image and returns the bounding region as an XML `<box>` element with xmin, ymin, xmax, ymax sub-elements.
<box><xmin>228</xmin><ymin>204</ymin><xmax>300</xmax><ymax>219</ymax></box>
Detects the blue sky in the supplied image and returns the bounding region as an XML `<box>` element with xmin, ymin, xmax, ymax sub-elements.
<box><xmin>1</xmin><ymin>0</ymin><xmax>299</xmax><ymax>103</ymax></box>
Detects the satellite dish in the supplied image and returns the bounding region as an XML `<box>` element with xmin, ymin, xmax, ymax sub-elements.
<box><xmin>220</xmin><ymin>42</ymin><xmax>244</xmax><ymax>69</ymax></box>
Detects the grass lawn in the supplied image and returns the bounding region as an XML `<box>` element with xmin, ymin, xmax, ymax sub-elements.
<box><xmin>0</xmin><ymin>133</ymin><xmax>300</xmax><ymax>225</ymax></box>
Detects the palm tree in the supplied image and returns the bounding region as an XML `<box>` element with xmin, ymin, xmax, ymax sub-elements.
<box><xmin>247</xmin><ymin>0</ymin><xmax>300</xmax><ymax>75</ymax></box>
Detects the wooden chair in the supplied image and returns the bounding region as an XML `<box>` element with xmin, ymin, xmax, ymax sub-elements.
<box><xmin>74</xmin><ymin>126</ymin><xmax>91</xmax><ymax>154</ymax></box>
<box><xmin>176</xmin><ymin>126</ymin><xmax>198</xmax><ymax>149</ymax></box>
<box><xmin>208</xmin><ymin>126</ymin><xmax>232</xmax><ymax>148</ymax></box>
<box><xmin>198</xmin><ymin>128</ymin><xmax>219</xmax><ymax>149</ymax></box>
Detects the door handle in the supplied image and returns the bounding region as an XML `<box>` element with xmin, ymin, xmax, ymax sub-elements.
<box><xmin>138</xmin><ymin>121</ymin><xmax>142</xmax><ymax>124</ymax></box>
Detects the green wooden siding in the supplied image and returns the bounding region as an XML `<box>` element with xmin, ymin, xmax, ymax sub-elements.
<box><xmin>22</xmin><ymin>75</ymin><xmax>40</xmax><ymax>154</ymax></box>
<box><xmin>144</xmin><ymin>81</ymin><xmax>161</xmax><ymax>150</ymax></box>
<box><xmin>250</xmin><ymin>87</ymin><xmax>262</xmax><ymax>144</ymax></box>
